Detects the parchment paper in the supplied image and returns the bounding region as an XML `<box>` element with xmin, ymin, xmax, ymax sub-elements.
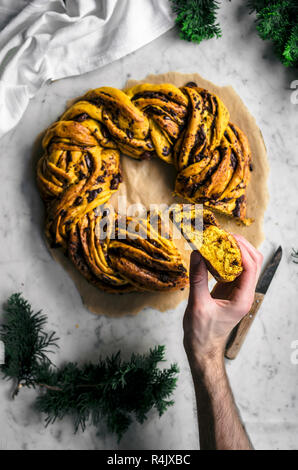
<box><xmin>50</xmin><ymin>72</ymin><xmax>269</xmax><ymax>317</ymax></box>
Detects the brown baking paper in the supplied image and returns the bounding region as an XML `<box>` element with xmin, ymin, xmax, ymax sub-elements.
<box><xmin>49</xmin><ymin>72</ymin><xmax>269</xmax><ymax>317</ymax></box>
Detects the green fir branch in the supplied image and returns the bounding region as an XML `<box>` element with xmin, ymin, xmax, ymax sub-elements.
<box><xmin>170</xmin><ymin>1</ymin><xmax>298</xmax><ymax>67</ymax></box>
<box><xmin>248</xmin><ymin>0</ymin><xmax>298</xmax><ymax>67</ymax></box>
<box><xmin>170</xmin><ymin>0</ymin><xmax>222</xmax><ymax>43</ymax></box>
<box><xmin>35</xmin><ymin>348</ymin><xmax>178</xmax><ymax>441</ymax></box>
<box><xmin>0</xmin><ymin>293</ymin><xmax>59</xmax><ymax>397</ymax></box>
<box><xmin>283</xmin><ymin>24</ymin><xmax>298</xmax><ymax>67</ymax></box>
<box><xmin>0</xmin><ymin>294</ymin><xmax>179</xmax><ymax>441</ymax></box>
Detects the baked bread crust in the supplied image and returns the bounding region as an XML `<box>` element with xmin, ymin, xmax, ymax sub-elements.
<box><xmin>37</xmin><ymin>81</ymin><xmax>249</xmax><ymax>292</ymax></box>
<box><xmin>175</xmin><ymin>121</ymin><xmax>252</xmax><ymax>224</ymax></box>
<box><xmin>68</xmin><ymin>209</ymin><xmax>188</xmax><ymax>293</ymax></box>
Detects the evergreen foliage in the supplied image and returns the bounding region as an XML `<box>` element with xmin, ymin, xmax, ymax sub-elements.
<box><xmin>170</xmin><ymin>0</ymin><xmax>222</xmax><ymax>43</ymax></box>
<box><xmin>0</xmin><ymin>294</ymin><xmax>178</xmax><ymax>441</ymax></box>
<box><xmin>248</xmin><ymin>0</ymin><xmax>298</xmax><ymax>67</ymax></box>
<box><xmin>170</xmin><ymin>0</ymin><xmax>298</xmax><ymax>67</ymax></box>
<box><xmin>0</xmin><ymin>293</ymin><xmax>58</xmax><ymax>396</ymax></box>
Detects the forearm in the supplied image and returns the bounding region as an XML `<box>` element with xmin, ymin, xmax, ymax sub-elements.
<box><xmin>188</xmin><ymin>352</ymin><xmax>253</xmax><ymax>450</ymax></box>
<box><xmin>184</xmin><ymin>242</ymin><xmax>262</xmax><ymax>449</ymax></box>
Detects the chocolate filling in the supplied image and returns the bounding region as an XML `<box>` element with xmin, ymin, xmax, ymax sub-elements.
<box><xmin>126</xmin><ymin>129</ymin><xmax>134</xmax><ymax>139</ymax></box>
<box><xmin>74</xmin><ymin>196</ymin><xmax>83</xmax><ymax>206</ymax></box>
<box><xmin>96</xmin><ymin>175</ymin><xmax>105</xmax><ymax>183</ymax></box>
<box><xmin>87</xmin><ymin>188</ymin><xmax>103</xmax><ymax>203</ymax></box>
<box><xmin>229</xmin><ymin>124</ymin><xmax>239</xmax><ymax>139</ymax></box>
<box><xmin>230</xmin><ymin>151</ymin><xmax>238</xmax><ymax>169</ymax></box>
<box><xmin>110</xmin><ymin>172</ymin><xmax>122</xmax><ymax>190</ymax></box>
<box><xmin>141</xmin><ymin>151</ymin><xmax>153</xmax><ymax>161</ymax></box>
<box><xmin>185</xmin><ymin>82</ymin><xmax>197</xmax><ymax>88</ymax></box>
<box><xmin>232</xmin><ymin>195</ymin><xmax>245</xmax><ymax>218</ymax></box>
<box><xmin>162</xmin><ymin>146</ymin><xmax>170</xmax><ymax>156</ymax></box>
<box><xmin>76</xmin><ymin>113</ymin><xmax>89</xmax><ymax>122</ymax></box>
<box><xmin>84</xmin><ymin>154</ymin><xmax>93</xmax><ymax>172</ymax></box>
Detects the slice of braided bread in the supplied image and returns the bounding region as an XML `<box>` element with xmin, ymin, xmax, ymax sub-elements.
<box><xmin>170</xmin><ymin>205</ymin><xmax>243</xmax><ymax>283</ymax></box>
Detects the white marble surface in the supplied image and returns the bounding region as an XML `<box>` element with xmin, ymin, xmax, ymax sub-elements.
<box><xmin>0</xmin><ymin>0</ymin><xmax>298</xmax><ymax>450</ymax></box>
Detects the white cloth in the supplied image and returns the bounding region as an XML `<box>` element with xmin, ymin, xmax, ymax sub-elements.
<box><xmin>0</xmin><ymin>0</ymin><xmax>175</xmax><ymax>138</ymax></box>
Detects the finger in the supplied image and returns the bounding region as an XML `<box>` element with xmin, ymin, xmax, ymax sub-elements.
<box><xmin>230</xmin><ymin>241</ymin><xmax>259</xmax><ymax>305</ymax></box>
<box><xmin>211</xmin><ymin>280</ymin><xmax>235</xmax><ymax>300</ymax></box>
<box><xmin>233</xmin><ymin>234</ymin><xmax>263</xmax><ymax>280</ymax></box>
<box><xmin>188</xmin><ymin>250</ymin><xmax>211</xmax><ymax>307</ymax></box>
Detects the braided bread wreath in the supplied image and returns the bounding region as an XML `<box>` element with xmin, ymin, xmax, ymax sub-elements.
<box><xmin>37</xmin><ymin>74</ymin><xmax>267</xmax><ymax>311</ymax></box>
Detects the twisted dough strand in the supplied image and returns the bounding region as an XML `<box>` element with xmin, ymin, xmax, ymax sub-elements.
<box><xmin>68</xmin><ymin>208</ymin><xmax>188</xmax><ymax>293</ymax></box>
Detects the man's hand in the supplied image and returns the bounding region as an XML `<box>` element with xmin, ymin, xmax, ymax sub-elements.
<box><xmin>184</xmin><ymin>235</ymin><xmax>263</xmax><ymax>450</ymax></box>
<box><xmin>184</xmin><ymin>234</ymin><xmax>263</xmax><ymax>363</ymax></box>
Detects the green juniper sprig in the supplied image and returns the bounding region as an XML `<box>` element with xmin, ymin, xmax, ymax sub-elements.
<box><xmin>248</xmin><ymin>0</ymin><xmax>298</xmax><ymax>67</ymax></box>
<box><xmin>283</xmin><ymin>23</ymin><xmax>298</xmax><ymax>67</ymax></box>
<box><xmin>170</xmin><ymin>0</ymin><xmax>222</xmax><ymax>44</ymax></box>
<box><xmin>0</xmin><ymin>293</ymin><xmax>58</xmax><ymax>397</ymax></box>
<box><xmin>0</xmin><ymin>294</ymin><xmax>179</xmax><ymax>441</ymax></box>
<box><xmin>35</xmin><ymin>346</ymin><xmax>178</xmax><ymax>441</ymax></box>
<box><xmin>170</xmin><ymin>0</ymin><xmax>298</xmax><ymax>68</ymax></box>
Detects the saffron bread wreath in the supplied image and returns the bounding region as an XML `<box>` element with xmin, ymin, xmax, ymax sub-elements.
<box><xmin>37</xmin><ymin>82</ymin><xmax>251</xmax><ymax>293</ymax></box>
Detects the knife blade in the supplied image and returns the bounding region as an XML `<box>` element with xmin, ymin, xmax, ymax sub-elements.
<box><xmin>255</xmin><ymin>246</ymin><xmax>282</xmax><ymax>294</ymax></box>
<box><xmin>225</xmin><ymin>246</ymin><xmax>283</xmax><ymax>360</ymax></box>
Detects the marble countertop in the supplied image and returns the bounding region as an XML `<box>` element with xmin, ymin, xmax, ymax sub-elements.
<box><xmin>0</xmin><ymin>0</ymin><xmax>298</xmax><ymax>450</ymax></box>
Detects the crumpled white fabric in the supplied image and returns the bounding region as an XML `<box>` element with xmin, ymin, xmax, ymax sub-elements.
<box><xmin>0</xmin><ymin>0</ymin><xmax>175</xmax><ymax>138</ymax></box>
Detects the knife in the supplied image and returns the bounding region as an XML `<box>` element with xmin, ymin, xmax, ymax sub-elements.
<box><xmin>225</xmin><ymin>246</ymin><xmax>283</xmax><ymax>360</ymax></box>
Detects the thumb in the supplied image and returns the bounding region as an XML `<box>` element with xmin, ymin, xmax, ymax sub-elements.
<box><xmin>188</xmin><ymin>250</ymin><xmax>211</xmax><ymax>305</ymax></box>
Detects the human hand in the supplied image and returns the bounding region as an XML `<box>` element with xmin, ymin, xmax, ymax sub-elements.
<box><xmin>183</xmin><ymin>235</ymin><xmax>263</xmax><ymax>365</ymax></box>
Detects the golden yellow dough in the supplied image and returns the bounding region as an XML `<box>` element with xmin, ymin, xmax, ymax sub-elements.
<box><xmin>68</xmin><ymin>209</ymin><xmax>188</xmax><ymax>293</ymax></box>
<box><xmin>200</xmin><ymin>226</ymin><xmax>243</xmax><ymax>282</ymax></box>
<box><xmin>170</xmin><ymin>205</ymin><xmax>243</xmax><ymax>283</ymax></box>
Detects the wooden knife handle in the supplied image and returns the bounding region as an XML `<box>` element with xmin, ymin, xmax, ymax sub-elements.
<box><xmin>225</xmin><ymin>292</ymin><xmax>265</xmax><ymax>360</ymax></box>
